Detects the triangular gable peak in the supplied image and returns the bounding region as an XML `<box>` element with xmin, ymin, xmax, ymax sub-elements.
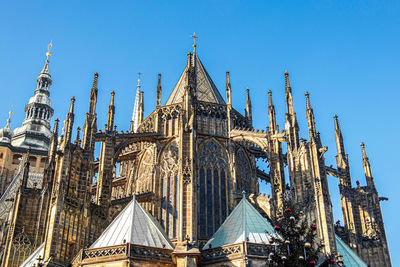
<box><xmin>90</xmin><ymin>195</ymin><xmax>173</xmax><ymax>249</ymax></box>
<box><xmin>203</xmin><ymin>196</ymin><xmax>277</xmax><ymax>249</ymax></box>
<box><xmin>166</xmin><ymin>52</ymin><xmax>226</xmax><ymax>105</ymax></box>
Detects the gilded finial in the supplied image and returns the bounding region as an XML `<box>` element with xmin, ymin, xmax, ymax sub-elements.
<box><xmin>46</xmin><ymin>41</ymin><xmax>53</xmax><ymax>59</ymax></box>
<box><xmin>6</xmin><ymin>104</ymin><xmax>12</xmax><ymax>128</ymax></box>
<box><xmin>137</xmin><ymin>72</ymin><xmax>142</xmax><ymax>87</ymax></box>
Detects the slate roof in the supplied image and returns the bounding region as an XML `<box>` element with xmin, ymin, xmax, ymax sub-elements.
<box><xmin>203</xmin><ymin>196</ymin><xmax>278</xmax><ymax>249</ymax></box>
<box><xmin>166</xmin><ymin>52</ymin><xmax>226</xmax><ymax>105</ymax></box>
<box><xmin>336</xmin><ymin>235</ymin><xmax>368</xmax><ymax>267</ymax></box>
<box><xmin>90</xmin><ymin>195</ymin><xmax>173</xmax><ymax>249</ymax></box>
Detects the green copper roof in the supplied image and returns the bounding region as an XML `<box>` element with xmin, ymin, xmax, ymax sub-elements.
<box><xmin>203</xmin><ymin>196</ymin><xmax>277</xmax><ymax>249</ymax></box>
<box><xmin>91</xmin><ymin>195</ymin><xmax>173</xmax><ymax>249</ymax></box>
<box><xmin>335</xmin><ymin>235</ymin><xmax>368</xmax><ymax>267</ymax></box>
<box><xmin>166</xmin><ymin>52</ymin><xmax>225</xmax><ymax>105</ymax></box>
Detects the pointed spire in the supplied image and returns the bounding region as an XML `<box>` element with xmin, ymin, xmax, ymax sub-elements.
<box><xmin>89</xmin><ymin>72</ymin><xmax>99</xmax><ymax>115</ymax></box>
<box><xmin>226</xmin><ymin>72</ymin><xmax>231</xmax><ymax>106</ymax></box>
<box><xmin>334</xmin><ymin>115</ymin><xmax>346</xmax><ymax>157</ymax></box>
<box><xmin>106</xmin><ymin>91</ymin><xmax>115</xmax><ymax>132</ymax></box>
<box><xmin>245</xmin><ymin>88</ymin><xmax>252</xmax><ymax>126</ymax></box>
<box><xmin>305</xmin><ymin>92</ymin><xmax>317</xmax><ymax>142</ymax></box>
<box><xmin>49</xmin><ymin>119</ymin><xmax>59</xmax><ymax>160</ymax></box>
<box><xmin>64</xmin><ymin>97</ymin><xmax>75</xmax><ymax>145</ymax></box>
<box><xmin>156</xmin><ymin>74</ymin><xmax>162</xmax><ymax>108</ymax></box>
<box><xmin>37</xmin><ymin>42</ymin><xmax>53</xmax><ymax>90</ymax></box>
<box><xmin>138</xmin><ymin>91</ymin><xmax>144</xmax><ymax>126</ymax></box>
<box><xmin>361</xmin><ymin>142</ymin><xmax>375</xmax><ymax>188</ymax></box>
<box><xmin>21</xmin><ymin>148</ymin><xmax>31</xmax><ymax>189</ymax></box>
<box><xmin>284</xmin><ymin>71</ymin><xmax>294</xmax><ymax>114</ymax></box>
<box><xmin>75</xmin><ymin>126</ymin><xmax>81</xmax><ymax>146</ymax></box>
<box><xmin>131</xmin><ymin>74</ymin><xmax>142</xmax><ymax>132</ymax></box>
<box><xmin>334</xmin><ymin>115</ymin><xmax>352</xmax><ymax>187</ymax></box>
<box><xmin>268</xmin><ymin>90</ymin><xmax>277</xmax><ymax>134</ymax></box>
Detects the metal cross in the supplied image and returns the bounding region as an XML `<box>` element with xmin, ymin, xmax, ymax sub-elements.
<box><xmin>191</xmin><ymin>32</ymin><xmax>199</xmax><ymax>48</ymax></box>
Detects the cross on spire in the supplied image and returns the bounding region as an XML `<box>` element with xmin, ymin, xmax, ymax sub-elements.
<box><xmin>191</xmin><ymin>32</ymin><xmax>199</xmax><ymax>52</ymax></box>
<box><xmin>46</xmin><ymin>41</ymin><xmax>53</xmax><ymax>59</ymax></box>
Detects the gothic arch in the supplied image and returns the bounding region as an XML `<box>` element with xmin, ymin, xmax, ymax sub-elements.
<box><xmin>235</xmin><ymin>146</ymin><xmax>254</xmax><ymax>192</ymax></box>
<box><xmin>135</xmin><ymin>144</ymin><xmax>155</xmax><ymax>194</ymax></box>
<box><xmin>197</xmin><ymin>137</ymin><xmax>229</xmax><ymax>238</ymax></box>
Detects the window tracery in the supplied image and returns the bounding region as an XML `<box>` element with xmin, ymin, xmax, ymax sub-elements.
<box><xmin>136</xmin><ymin>145</ymin><xmax>154</xmax><ymax>194</ymax></box>
<box><xmin>159</xmin><ymin>141</ymin><xmax>179</xmax><ymax>238</ymax></box>
<box><xmin>198</xmin><ymin>138</ymin><xmax>228</xmax><ymax>238</ymax></box>
<box><xmin>235</xmin><ymin>148</ymin><xmax>252</xmax><ymax>192</ymax></box>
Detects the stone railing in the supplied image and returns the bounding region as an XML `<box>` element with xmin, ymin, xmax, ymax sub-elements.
<box><xmin>201</xmin><ymin>242</ymin><xmax>273</xmax><ymax>264</ymax></box>
<box><xmin>79</xmin><ymin>243</ymin><xmax>173</xmax><ymax>264</ymax></box>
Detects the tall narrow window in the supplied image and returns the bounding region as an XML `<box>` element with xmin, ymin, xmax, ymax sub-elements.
<box><xmin>160</xmin><ymin>141</ymin><xmax>179</xmax><ymax>238</ymax></box>
<box><xmin>198</xmin><ymin>139</ymin><xmax>228</xmax><ymax>238</ymax></box>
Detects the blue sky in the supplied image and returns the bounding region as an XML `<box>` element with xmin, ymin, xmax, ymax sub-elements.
<box><xmin>0</xmin><ymin>0</ymin><xmax>399</xmax><ymax>264</ymax></box>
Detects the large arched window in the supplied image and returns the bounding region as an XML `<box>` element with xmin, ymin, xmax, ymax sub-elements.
<box><xmin>159</xmin><ymin>141</ymin><xmax>179</xmax><ymax>238</ymax></box>
<box><xmin>198</xmin><ymin>138</ymin><xmax>228</xmax><ymax>238</ymax></box>
<box><xmin>235</xmin><ymin>148</ymin><xmax>252</xmax><ymax>192</ymax></box>
<box><xmin>136</xmin><ymin>145</ymin><xmax>155</xmax><ymax>194</ymax></box>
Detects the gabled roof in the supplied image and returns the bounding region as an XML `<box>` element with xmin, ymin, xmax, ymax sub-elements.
<box><xmin>165</xmin><ymin>52</ymin><xmax>226</xmax><ymax>105</ymax></box>
<box><xmin>203</xmin><ymin>196</ymin><xmax>277</xmax><ymax>249</ymax></box>
<box><xmin>20</xmin><ymin>243</ymin><xmax>44</xmax><ymax>267</ymax></box>
<box><xmin>335</xmin><ymin>235</ymin><xmax>368</xmax><ymax>267</ymax></box>
<box><xmin>90</xmin><ymin>195</ymin><xmax>173</xmax><ymax>249</ymax></box>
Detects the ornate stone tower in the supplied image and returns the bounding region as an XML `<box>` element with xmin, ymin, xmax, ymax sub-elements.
<box><xmin>12</xmin><ymin>44</ymin><xmax>54</xmax><ymax>151</ymax></box>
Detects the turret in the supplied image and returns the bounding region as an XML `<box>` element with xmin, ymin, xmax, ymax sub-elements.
<box><xmin>226</xmin><ymin>72</ymin><xmax>231</xmax><ymax>106</ymax></box>
<box><xmin>156</xmin><ymin>73</ymin><xmax>162</xmax><ymax>108</ymax></box>
<box><xmin>361</xmin><ymin>142</ymin><xmax>375</xmax><ymax>189</ymax></box>
<box><xmin>12</xmin><ymin>43</ymin><xmax>54</xmax><ymax>150</ymax></box>
<box><xmin>106</xmin><ymin>91</ymin><xmax>115</xmax><ymax>133</ymax></box>
<box><xmin>245</xmin><ymin>88</ymin><xmax>252</xmax><ymax>127</ymax></box>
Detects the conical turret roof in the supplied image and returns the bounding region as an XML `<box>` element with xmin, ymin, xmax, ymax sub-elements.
<box><xmin>90</xmin><ymin>195</ymin><xmax>174</xmax><ymax>249</ymax></box>
<box><xmin>203</xmin><ymin>195</ymin><xmax>278</xmax><ymax>249</ymax></box>
<box><xmin>166</xmin><ymin>52</ymin><xmax>225</xmax><ymax>105</ymax></box>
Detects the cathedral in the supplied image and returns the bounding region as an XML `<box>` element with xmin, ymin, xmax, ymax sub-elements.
<box><xmin>0</xmin><ymin>41</ymin><xmax>392</xmax><ymax>267</ymax></box>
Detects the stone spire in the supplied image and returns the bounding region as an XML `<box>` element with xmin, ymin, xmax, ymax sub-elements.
<box><xmin>334</xmin><ymin>115</ymin><xmax>351</xmax><ymax>187</ymax></box>
<box><xmin>82</xmin><ymin>73</ymin><xmax>98</xmax><ymax>151</ymax></box>
<box><xmin>245</xmin><ymin>88</ymin><xmax>252</xmax><ymax>127</ymax></box>
<box><xmin>106</xmin><ymin>91</ymin><xmax>115</xmax><ymax>133</ymax></box>
<box><xmin>138</xmin><ymin>91</ymin><xmax>144</xmax><ymax>126</ymax></box>
<box><xmin>12</xmin><ymin>43</ymin><xmax>54</xmax><ymax>151</ymax></box>
<box><xmin>226</xmin><ymin>72</ymin><xmax>231</xmax><ymax>106</ymax></box>
<box><xmin>156</xmin><ymin>74</ymin><xmax>162</xmax><ymax>108</ymax></box>
<box><xmin>305</xmin><ymin>92</ymin><xmax>317</xmax><ymax>142</ymax></box>
<box><xmin>361</xmin><ymin>142</ymin><xmax>375</xmax><ymax>188</ymax></box>
<box><xmin>130</xmin><ymin>74</ymin><xmax>141</xmax><ymax>132</ymax></box>
<box><xmin>284</xmin><ymin>71</ymin><xmax>299</xmax><ymax>150</ymax></box>
<box><xmin>63</xmin><ymin>97</ymin><xmax>75</xmax><ymax>146</ymax></box>
<box><xmin>267</xmin><ymin>90</ymin><xmax>277</xmax><ymax>134</ymax></box>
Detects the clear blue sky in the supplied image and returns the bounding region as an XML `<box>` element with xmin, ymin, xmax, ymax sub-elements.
<box><xmin>0</xmin><ymin>0</ymin><xmax>399</xmax><ymax>264</ymax></box>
